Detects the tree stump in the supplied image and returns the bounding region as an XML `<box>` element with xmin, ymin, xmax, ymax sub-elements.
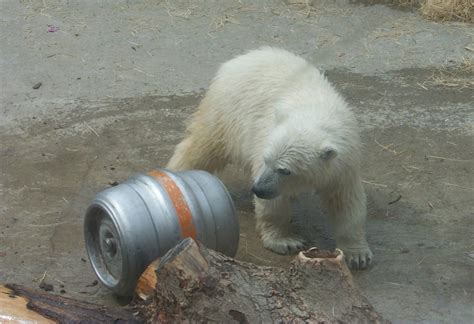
<box><xmin>137</xmin><ymin>238</ymin><xmax>386</xmax><ymax>323</ymax></box>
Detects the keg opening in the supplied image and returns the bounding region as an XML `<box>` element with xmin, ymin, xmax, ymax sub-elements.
<box><xmin>102</xmin><ymin>235</ymin><xmax>117</xmax><ymax>258</ymax></box>
<box><xmin>84</xmin><ymin>205</ymin><xmax>124</xmax><ymax>289</ymax></box>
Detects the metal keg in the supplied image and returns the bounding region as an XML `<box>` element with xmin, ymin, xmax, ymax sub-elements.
<box><xmin>84</xmin><ymin>169</ymin><xmax>239</xmax><ymax>296</ymax></box>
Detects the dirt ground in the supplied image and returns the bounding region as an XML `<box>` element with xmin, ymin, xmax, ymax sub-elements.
<box><xmin>1</xmin><ymin>1</ymin><xmax>473</xmax><ymax>323</ymax></box>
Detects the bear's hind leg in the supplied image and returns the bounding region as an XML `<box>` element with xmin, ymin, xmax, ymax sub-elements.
<box><xmin>166</xmin><ymin>135</ymin><xmax>227</xmax><ymax>173</ymax></box>
<box><xmin>255</xmin><ymin>196</ymin><xmax>306</xmax><ymax>255</ymax></box>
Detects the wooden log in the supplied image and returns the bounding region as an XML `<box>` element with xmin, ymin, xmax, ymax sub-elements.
<box><xmin>136</xmin><ymin>238</ymin><xmax>387</xmax><ymax>323</ymax></box>
<box><xmin>2</xmin><ymin>239</ymin><xmax>386</xmax><ymax>323</ymax></box>
<box><xmin>1</xmin><ymin>284</ymin><xmax>142</xmax><ymax>323</ymax></box>
<box><xmin>0</xmin><ymin>285</ymin><xmax>54</xmax><ymax>323</ymax></box>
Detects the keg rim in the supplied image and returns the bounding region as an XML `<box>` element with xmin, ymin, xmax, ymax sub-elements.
<box><xmin>84</xmin><ymin>202</ymin><xmax>129</xmax><ymax>294</ymax></box>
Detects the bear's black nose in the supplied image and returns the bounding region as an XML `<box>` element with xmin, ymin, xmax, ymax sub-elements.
<box><xmin>251</xmin><ymin>185</ymin><xmax>277</xmax><ymax>200</ymax></box>
<box><xmin>251</xmin><ymin>185</ymin><xmax>263</xmax><ymax>197</ymax></box>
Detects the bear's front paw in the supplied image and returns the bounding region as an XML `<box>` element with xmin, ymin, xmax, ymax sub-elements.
<box><xmin>339</xmin><ymin>245</ymin><xmax>373</xmax><ymax>270</ymax></box>
<box><xmin>262</xmin><ymin>236</ymin><xmax>306</xmax><ymax>255</ymax></box>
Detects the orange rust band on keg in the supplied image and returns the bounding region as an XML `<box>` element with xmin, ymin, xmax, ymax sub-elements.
<box><xmin>148</xmin><ymin>170</ymin><xmax>197</xmax><ymax>240</ymax></box>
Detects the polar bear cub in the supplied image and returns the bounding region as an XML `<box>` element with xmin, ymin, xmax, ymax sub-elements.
<box><xmin>167</xmin><ymin>47</ymin><xmax>373</xmax><ymax>269</ymax></box>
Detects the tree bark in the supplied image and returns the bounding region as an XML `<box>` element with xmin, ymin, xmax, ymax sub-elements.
<box><xmin>136</xmin><ymin>238</ymin><xmax>387</xmax><ymax>323</ymax></box>
<box><xmin>1</xmin><ymin>284</ymin><xmax>141</xmax><ymax>323</ymax></box>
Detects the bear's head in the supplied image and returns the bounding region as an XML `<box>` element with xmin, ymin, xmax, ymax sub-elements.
<box><xmin>252</xmin><ymin>110</ymin><xmax>356</xmax><ymax>200</ymax></box>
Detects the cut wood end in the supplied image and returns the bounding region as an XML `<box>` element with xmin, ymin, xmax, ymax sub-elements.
<box><xmin>135</xmin><ymin>259</ymin><xmax>160</xmax><ymax>301</ymax></box>
<box><xmin>134</xmin><ymin>238</ymin><xmax>208</xmax><ymax>301</ymax></box>
<box><xmin>298</xmin><ymin>247</ymin><xmax>344</xmax><ymax>263</ymax></box>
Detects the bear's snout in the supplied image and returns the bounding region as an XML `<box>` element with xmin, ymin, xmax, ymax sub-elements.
<box><xmin>252</xmin><ymin>168</ymin><xmax>281</xmax><ymax>200</ymax></box>
<box><xmin>252</xmin><ymin>169</ymin><xmax>279</xmax><ymax>199</ymax></box>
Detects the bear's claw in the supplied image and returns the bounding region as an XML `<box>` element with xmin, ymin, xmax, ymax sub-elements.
<box><xmin>262</xmin><ymin>236</ymin><xmax>306</xmax><ymax>255</ymax></box>
<box><xmin>341</xmin><ymin>246</ymin><xmax>373</xmax><ymax>270</ymax></box>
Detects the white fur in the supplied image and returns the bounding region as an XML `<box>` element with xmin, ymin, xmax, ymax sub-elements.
<box><xmin>167</xmin><ymin>47</ymin><xmax>372</xmax><ymax>269</ymax></box>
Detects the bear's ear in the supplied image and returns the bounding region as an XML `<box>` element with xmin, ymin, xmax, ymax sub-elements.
<box><xmin>319</xmin><ymin>146</ymin><xmax>337</xmax><ymax>160</ymax></box>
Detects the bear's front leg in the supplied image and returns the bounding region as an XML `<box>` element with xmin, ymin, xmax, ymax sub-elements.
<box><xmin>322</xmin><ymin>175</ymin><xmax>373</xmax><ymax>270</ymax></box>
<box><xmin>255</xmin><ymin>196</ymin><xmax>306</xmax><ymax>255</ymax></box>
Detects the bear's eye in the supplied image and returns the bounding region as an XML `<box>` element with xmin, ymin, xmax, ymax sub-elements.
<box><xmin>276</xmin><ymin>168</ymin><xmax>291</xmax><ymax>176</ymax></box>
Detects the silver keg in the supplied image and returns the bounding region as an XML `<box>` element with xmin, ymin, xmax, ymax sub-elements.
<box><xmin>84</xmin><ymin>169</ymin><xmax>239</xmax><ymax>297</ymax></box>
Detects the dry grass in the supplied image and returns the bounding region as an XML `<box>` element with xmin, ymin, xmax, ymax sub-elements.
<box><xmin>421</xmin><ymin>58</ymin><xmax>474</xmax><ymax>90</ymax></box>
<box><xmin>420</xmin><ymin>0</ymin><xmax>473</xmax><ymax>23</ymax></box>
<box><xmin>392</xmin><ymin>0</ymin><xmax>473</xmax><ymax>23</ymax></box>
<box><xmin>291</xmin><ymin>1</ymin><xmax>473</xmax><ymax>23</ymax></box>
<box><xmin>421</xmin><ymin>72</ymin><xmax>474</xmax><ymax>89</ymax></box>
<box><xmin>416</xmin><ymin>53</ymin><xmax>474</xmax><ymax>90</ymax></box>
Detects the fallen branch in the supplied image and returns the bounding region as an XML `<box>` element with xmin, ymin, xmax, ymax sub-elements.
<box><xmin>1</xmin><ymin>284</ymin><xmax>141</xmax><ymax>323</ymax></box>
